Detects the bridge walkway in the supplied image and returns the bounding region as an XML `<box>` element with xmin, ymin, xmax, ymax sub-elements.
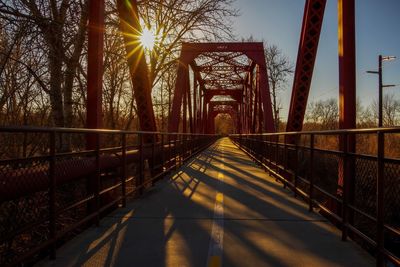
<box><xmin>40</xmin><ymin>138</ymin><xmax>373</xmax><ymax>267</ymax></box>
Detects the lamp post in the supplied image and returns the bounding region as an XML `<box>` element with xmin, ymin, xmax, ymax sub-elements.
<box><xmin>367</xmin><ymin>55</ymin><xmax>396</xmax><ymax>127</ymax></box>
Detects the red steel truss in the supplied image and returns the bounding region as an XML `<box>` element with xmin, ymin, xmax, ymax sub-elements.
<box><xmin>86</xmin><ymin>0</ymin><xmax>105</xmax><ymax>149</ymax></box>
<box><xmin>86</xmin><ymin>0</ymin><xmax>157</xmax><ymax>137</ymax></box>
<box><xmin>85</xmin><ymin>0</ymin><xmax>356</xmax><ymax>141</ymax></box>
<box><xmin>168</xmin><ymin>42</ymin><xmax>275</xmax><ymax>134</ymax></box>
<box><xmin>286</xmin><ymin>0</ymin><xmax>326</xmax><ymax>133</ymax></box>
<box><xmin>118</xmin><ymin>0</ymin><xmax>157</xmax><ymax>134</ymax></box>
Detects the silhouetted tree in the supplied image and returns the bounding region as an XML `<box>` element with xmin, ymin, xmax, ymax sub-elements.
<box><xmin>264</xmin><ymin>44</ymin><xmax>293</xmax><ymax>130</ymax></box>
<box><xmin>0</xmin><ymin>0</ymin><xmax>88</xmax><ymax>128</ymax></box>
<box><xmin>305</xmin><ymin>98</ymin><xmax>338</xmax><ymax>130</ymax></box>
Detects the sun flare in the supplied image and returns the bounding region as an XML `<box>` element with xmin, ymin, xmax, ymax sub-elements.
<box><xmin>139</xmin><ymin>27</ymin><xmax>156</xmax><ymax>50</ymax></box>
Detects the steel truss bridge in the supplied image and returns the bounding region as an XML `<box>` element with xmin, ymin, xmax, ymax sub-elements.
<box><xmin>0</xmin><ymin>0</ymin><xmax>399</xmax><ymax>267</ymax></box>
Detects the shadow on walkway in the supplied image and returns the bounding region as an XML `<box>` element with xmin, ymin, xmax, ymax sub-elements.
<box><xmin>39</xmin><ymin>138</ymin><xmax>374</xmax><ymax>267</ymax></box>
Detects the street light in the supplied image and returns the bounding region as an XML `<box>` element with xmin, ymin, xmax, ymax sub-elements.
<box><xmin>366</xmin><ymin>55</ymin><xmax>396</xmax><ymax>127</ymax></box>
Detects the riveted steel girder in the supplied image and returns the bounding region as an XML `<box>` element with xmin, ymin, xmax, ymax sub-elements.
<box><xmin>204</xmin><ymin>89</ymin><xmax>243</xmax><ymax>103</ymax></box>
<box><xmin>286</xmin><ymin>0</ymin><xmax>326</xmax><ymax>133</ymax></box>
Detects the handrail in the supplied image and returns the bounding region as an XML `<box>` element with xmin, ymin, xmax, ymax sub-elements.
<box><xmin>0</xmin><ymin>127</ymin><xmax>219</xmax><ymax>266</ymax></box>
<box><xmin>230</xmin><ymin>130</ymin><xmax>400</xmax><ymax>267</ymax></box>
<box><xmin>0</xmin><ymin>125</ymin><xmax>217</xmax><ymax>136</ymax></box>
<box><xmin>230</xmin><ymin>126</ymin><xmax>400</xmax><ymax>136</ymax></box>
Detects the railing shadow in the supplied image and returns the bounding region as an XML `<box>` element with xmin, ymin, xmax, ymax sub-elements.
<box><xmin>39</xmin><ymin>138</ymin><xmax>373</xmax><ymax>267</ymax></box>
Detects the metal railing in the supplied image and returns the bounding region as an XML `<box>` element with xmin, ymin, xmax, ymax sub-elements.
<box><xmin>0</xmin><ymin>126</ymin><xmax>218</xmax><ymax>266</ymax></box>
<box><xmin>231</xmin><ymin>127</ymin><xmax>400</xmax><ymax>267</ymax></box>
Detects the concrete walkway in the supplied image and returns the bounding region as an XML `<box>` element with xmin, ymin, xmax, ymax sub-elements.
<box><xmin>40</xmin><ymin>138</ymin><xmax>374</xmax><ymax>267</ymax></box>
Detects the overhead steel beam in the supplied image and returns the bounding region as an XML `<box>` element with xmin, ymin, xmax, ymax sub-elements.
<box><xmin>209</xmin><ymin>100</ymin><xmax>238</xmax><ymax>107</ymax></box>
<box><xmin>180</xmin><ymin>42</ymin><xmax>266</xmax><ymax>53</ymax></box>
<box><xmin>198</xmin><ymin>52</ymin><xmax>245</xmax><ymax>68</ymax></box>
<box><xmin>196</xmin><ymin>65</ymin><xmax>250</xmax><ymax>72</ymax></box>
<box><xmin>204</xmin><ymin>89</ymin><xmax>243</xmax><ymax>103</ymax></box>
<box><xmin>203</xmin><ymin>79</ymin><xmax>244</xmax><ymax>86</ymax></box>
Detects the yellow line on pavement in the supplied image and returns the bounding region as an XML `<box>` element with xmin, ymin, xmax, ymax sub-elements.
<box><xmin>208</xmin><ymin>255</ymin><xmax>221</xmax><ymax>267</ymax></box>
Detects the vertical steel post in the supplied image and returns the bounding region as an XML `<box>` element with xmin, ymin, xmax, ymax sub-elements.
<box><xmin>86</xmin><ymin>0</ymin><xmax>104</xmax><ymax>149</ymax></box>
<box><xmin>184</xmin><ymin>134</ymin><xmax>187</xmax><ymax>160</ymax></box>
<box><xmin>267</xmin><ymin>136</ymin><xmax>271</xmax><ymax>173</ymax></box>
<box><xmin>121</xmin><ymin>133</ymin><xmax>127</xmax><ymax>207</ymax></box>
<box><xmin>253</xmin><ymin>54</ymin><xmax>275</xmax><ymax>133</ymax></box>
<box><xmin>174</xmin><ymin>134</ymin><xmax>179</xmax><ymax>170</ymax></box>
<box><xmin>252</xmin><ymin>75</ymin><xmax>258</xmax><ymax>133</ymax></box>
<box><xmin>283</xmin><ymin>135</ymin><xmax>287</xmax><ymax>188</ymax></box>
<box><xmin>309</xmin><ymin>134</ymin><xmax>314</xmax><ymax>212</ymax></box>
<box><xmin>168</xmin><ymin>135</ymin><xmax>172</xmax><ymax>169</ymax></box>
<box><xmin>257</xmin><ymin>67</ymin><xmax>263</xmax><ymax>133</ymax></box>
<box><xmin>202</xmin><ymin>101</ymin><xmax>207</xmax><ymax>134</ymax></box>
<box><xmin>151</xmin><ymin>133</ymin><xmax>156</xmax><ymax>185</ymax></box>
<box><xmin>338</xmin><ymin>0</ymin><xmax>356</xmax><ymax>130</ymax></box>
<box><xmin>187</xmin><ymin>80</ymin><xmax>193</xmax><ymax>133</ymax></box>
<box><xmin>378</xmin><ymin>55</ymin><xmax>383</xmax><ymax>128</ymax></box>
<box><xmin>180</xmin><ymin>134</ymin><xmax>184</xmax><ymax>165</ymax></box>
<box><xmin>168</xmin><ymin>45</ymin><xmax>193</xmax><ymax>133</ymax></box>
<box><xmin>95</xmin><ymin>133</ymin><xmax>100</xmax><ymax>226</ymax></box>
<box><xmin>193</xmin><ymin>76</ymin><xmax>198</xmax><ymax>132</ymax></box>
<box><xmin>341</xmin><ymin>132</ymin><xmax>349</xmax><ymax>241</ymax></box>
<box><xmin>86</xmin><ymin>1</ymin><xmax>104</xmax><ymax>221</ymax></box>
<box><xmin>294</xmin><ymin>135</ymin><xmax>299</xmax><ymax>198</ymax></box>
<box><xmin>187</xmin><ymin>134</ymin><xmax>191</xmax><ymax>157</ymax></box>
<box><xmin>338</xmin><ymin>0</ymin><xmax>356</xmax><ymax>218</ymax></box>
<box><xmin>262</xmin><ymin>135</ymin><xmax>267</xmax><ymax>168</ymax></box>
<box><xmin>161</xmin><ymin>134</ymin><xmax>165</xmax><ymax>171</ymax></box>
<box><xmin>49</xmin><ymin>131</ymin><xmax>56</xmax><ymax>260</ymax></box>
<box><xmin>249</xmin><ymin>71</ymin><xmax>254</xmax><ymax>133</ymax></box>
<box><xmin>376</xmin><ymin>131</ymin><xmax>385</xmax><ymax>267</ymax></box>
<box><xmin>138</xmin><ymin>133</ymin><xmax>144</xmax><ymax>195</ymax></box>
<box><xmin>242</xmin><ymin>86</ymin><xmax>246</xmax><ymax>133</ymax></box>
<box><xmin>275</xmin><ymin>136</ymin><xmax>279</xmax><ymax>176</ymax></box>
<box><xmin>183</xmin><ymin>83</ymin><xmax>187</xmax><ymax>133</ymax></box>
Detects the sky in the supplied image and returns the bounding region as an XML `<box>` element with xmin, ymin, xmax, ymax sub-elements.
<box><xmin>232</xmin><ymin>0</ymin><xmax>400</xmax><ymax>119</ymax></box>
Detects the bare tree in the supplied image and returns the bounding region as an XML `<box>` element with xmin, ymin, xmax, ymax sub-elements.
<box><xmin>1</xmin><ymin>0</ymin><xmax>238</xmax><ymax>134</ymax></box>
<box><xmin>264</xmin><ymin>44</ymin><xmax>293</xmax><ymax>130</ymax></box>
<box><xmin>215</xmin><ymin>113</ymin><xmax>235</xmax><ymax>135</ymax></box>
<box><xmin>136</xmin><ymin>0</ymin><xmax>239</xmax><ymax>89</ymax></box>
<box><xmin>0</xmin><ymin>0</ymin><xmax>88</xmax><ymax>128</ymax></box>
<box><xmin>102</xmin><ymin>16</ymin><xmax>138</xmax><ymax>130</ymax></box>
<box><xmin>369</xmin><ymin>94</ymin><xmax>400</xmax><ymax>127</ymax></box>
<box><xmin>356</xmin><ymin>98</ymin><xmax>375</xmax><ymax>128</ymax></box>
<box><xmin>112</xmin><ymin>0</ymin><xmax>238</xmax><ymax>131</ymax></box>
<box><xmin>0</xmin><ymin>18</ymin><xmax>50</xmax><ymax>127</ymax></box>
<box><xmin>305</xmin><ymin>98</ymin><xmax>338</xmax><ymax>130</ymax></box>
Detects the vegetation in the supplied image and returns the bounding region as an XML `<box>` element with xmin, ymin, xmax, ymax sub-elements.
<box><xmin>0</xmin><ymin>1</ymin><xmax>398</xmax><ymax>139</ymax></box>
<box><xmin>264</xmin><ymin>44</ymin><xmax>293</xmax><ymax>130</ymax></box>
<box><xmin>304</xmin><ymin>96</ymin><xmax>400</xmax><ymax>157</ymax></box>
<box><xmin>215</xmin><ymin>113</ymin><xmax>235</xmax><ymax>135</ymax></box>
<box><xmin>0</xmin><ymin>0</ymin><xmax>238</xmax><ymax>131</ymax></box>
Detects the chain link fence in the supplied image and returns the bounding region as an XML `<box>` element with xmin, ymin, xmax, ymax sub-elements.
<box><xmin>231</xmin><ymin>128</ymin><xmax>400</xmax><ymax>266</ymax></box>
<box><xmin>0</xmin><ymin>126</ymin><xmax>217</xmax><ymax>265</ymax></box>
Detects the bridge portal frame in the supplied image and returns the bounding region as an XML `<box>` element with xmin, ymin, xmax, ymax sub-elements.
<box><xmin>168</xmin><ymin>42</ymin><xmax>275</xmax><ymax>134</ymax></box>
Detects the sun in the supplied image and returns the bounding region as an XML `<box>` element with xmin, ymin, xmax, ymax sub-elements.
<box><xmin>139</xmin><ymin>27</ymin><xmax>156</xmax><ymax>50</ymax></box>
